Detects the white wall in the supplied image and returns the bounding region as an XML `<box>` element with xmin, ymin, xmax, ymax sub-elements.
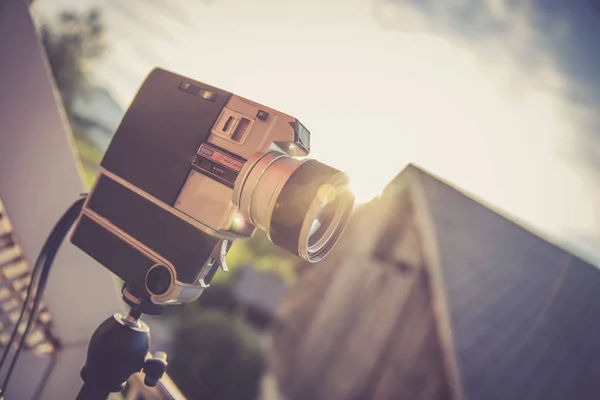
<box><xmin>0</xmin><ymin>1</ymin><xmax>124</xmax><ymax>398</ymax></box>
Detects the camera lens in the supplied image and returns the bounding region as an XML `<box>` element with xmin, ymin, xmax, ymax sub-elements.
<box><xmin>234</xmin><ymin>152</ymin><xmax>354</xmax><ymax>262</ymax></box>
<box><xmin>307</xmin><ymin>196</ymin><xmax>342</xmax><ymax>253</ymax></box>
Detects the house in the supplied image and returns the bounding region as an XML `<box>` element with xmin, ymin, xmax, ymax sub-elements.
<box><xmin>234</xmin><ymin>267</ymin><xmax>289</xmax><ymax>330</ymax></box>
<box><xmin>271</xmin><ymin>164</ymin><xmax>600</xmax><ymax>400</ymax></box>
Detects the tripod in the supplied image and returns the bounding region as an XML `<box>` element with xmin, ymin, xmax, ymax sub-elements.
<box><xmin>76</xmin><ymin>291</ymin><xmax>168</xmax><ymax>400</ymax></box>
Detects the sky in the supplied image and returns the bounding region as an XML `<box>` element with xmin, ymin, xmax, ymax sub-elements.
<box><xmin>33</xmin><ymin>0</ymin><xmax>600</xmax><ymax>264</ymax></box>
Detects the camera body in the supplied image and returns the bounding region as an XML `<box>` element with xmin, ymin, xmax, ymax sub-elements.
<box><xmin>71</xmin><ymin>68</ymin><xmax>352</xmax><ymax>307</ymax></box>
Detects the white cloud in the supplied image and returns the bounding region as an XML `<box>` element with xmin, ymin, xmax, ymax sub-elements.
<box><xmin>369</xmin><ymin>0</ymin><xmax>600</xmax><ymax>262</ymax></box>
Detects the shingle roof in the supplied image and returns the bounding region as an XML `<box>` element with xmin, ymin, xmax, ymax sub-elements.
<box><xmin>410</xmin><ymin>165</ymin><xmax>600</xmax><ymax>400</ymax></box>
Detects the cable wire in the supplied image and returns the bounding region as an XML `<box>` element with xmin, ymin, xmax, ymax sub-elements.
<box><xmin>0</xmin><ymin>197</ymin><xmax>85</xmax><ymax>397</ymax></box>
<box><xmin>0</xmin><ymin>232</ymin><xmax>49</xmax><ymax>372</ymax></box>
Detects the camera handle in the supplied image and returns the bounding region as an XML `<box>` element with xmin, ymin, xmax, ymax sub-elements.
<box><xmin>76</xmin><ymin>303</ymin><xmax>167</xmax><ymax>400</ymax></box>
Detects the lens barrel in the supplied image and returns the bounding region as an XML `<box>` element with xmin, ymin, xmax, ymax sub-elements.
<box><xmin>233</xmin><ymin>152</ymin><xmax>354</xmax><ymax>262</ymax></box>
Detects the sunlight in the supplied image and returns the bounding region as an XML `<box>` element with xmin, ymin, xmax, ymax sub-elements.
<box><xmin>33</xmin><ymin>0</ymin><xmax>600</xmax><ymax>260</ymax></box>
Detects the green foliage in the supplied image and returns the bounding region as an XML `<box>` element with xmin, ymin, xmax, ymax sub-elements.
<box><xmin>40</xmin><ymin>8</ymin><xmax>105</xmax><ymax>111</ymax></box>
<box><xmin>72</xmin><ymin>135</ymin><xmax>102</xmax><ymax>189</ymax></box>
<box><xmin>167</xmin><ymin>308</ymin><xmax>266</xmax><ymax>400</ymax></box>
<box><xmin>40</xmin><ymin>8</ymin><xmax>107</xmax><ymax>186</ymax></box>
<box><xmin>195</xmin><ymin>283</ymin><xmax>238</xmax><ymax>313</ymax></box>
<box><xmin>219</xmin><ymin>230</ymin><xmax>299</xmax><ymax>286</ymax></box>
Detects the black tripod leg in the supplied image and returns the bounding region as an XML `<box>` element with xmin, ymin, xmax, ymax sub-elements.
<box><xmin>77</xmin><ymin>312</ymin><xmax>150</xmax><ymax>400</ymax></box>
<box><xmin>76</xmin><ymin>382</ymin><xmax>112</xmax><ymax>400</ymax></box>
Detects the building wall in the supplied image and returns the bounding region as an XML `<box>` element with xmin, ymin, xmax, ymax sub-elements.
<box><xmin>272</xmin><ymin>182</ymin><xmax>451</xmax><ymax>400</ymax></box>
<box><xmin>0</xmin><ymin>1</ymin><xmax>124</xmax><ymax>398</ymax></box>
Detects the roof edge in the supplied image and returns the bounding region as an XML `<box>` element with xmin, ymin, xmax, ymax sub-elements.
<box><xmin>386</xmin><ymin>163</ymin><xmax>599</xmax><ymax>270</ymax></box>
<box><xmin>408</xmin><ymin>169</ymin><xmax>466</xmax><ymax>400</ymax></box>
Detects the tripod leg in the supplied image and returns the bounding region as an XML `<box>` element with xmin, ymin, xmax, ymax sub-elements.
<box><xmin>76</xmin><ymin>382</ymin><xmax>112</xmax><ymax>400</ymax></box>
<box><xmin>77</xmin><ymin>312</ymin><xmax>150</xmax><ymax>400</ymax></box>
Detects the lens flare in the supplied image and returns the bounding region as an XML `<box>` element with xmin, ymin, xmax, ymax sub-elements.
<box><xmin>230</xmin><ymin>213</ymin><xmax>246</xmax><ymax>231</ymax></box>
<box><xmin>317</xmin><ymin>184</ymin><xmax>337</xmax><ymax>204</ymax></box>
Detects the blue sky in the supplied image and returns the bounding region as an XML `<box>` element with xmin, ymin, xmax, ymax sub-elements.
<box><xmin>33</xmin><ymin>0</ymin><xmax>600</xmax><ymax>264</ymax></box>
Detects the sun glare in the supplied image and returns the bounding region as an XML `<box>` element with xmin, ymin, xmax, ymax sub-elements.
<box><xmin>39</xmin><ymin>0</ymin><xmax>598</xmax><ymax>259</ymax></box>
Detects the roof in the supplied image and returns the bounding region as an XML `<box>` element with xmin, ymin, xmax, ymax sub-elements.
<box><xmin>405</xmin><ymin>165</ymin><xmax>600</xmax><ymax>400</ymax></box>
<box><xmin>272</xmin><ymin>163</ymin><xmax>600</xmax><ymax>400</ymax></box>
<box><xmin>271</xmin><ymin>170</ymin><xmax>454</xmax><ymax>400</ymax></box>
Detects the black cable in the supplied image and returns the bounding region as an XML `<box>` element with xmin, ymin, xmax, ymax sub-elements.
<box><xmin>4</xmin><ymin>249</ymin><xmax>55</xmax><ymax>393</ymax></box>
<box><xmin>0</xmin><ymin>234</ymin><xmax>49</xmax><ymax>373</ymax></box>
<box><xmin>0</xmin><ymin>197</ymin><xmax>85</xmax><ymax>396</ymax></box>
<box><xmin>2</xmin><ymin>197</ymin><xmax>85</xmax><ymax>394</ymax></box>
<box><xmin>0</xmin><ymin>219</ymin><xmax>53</xmax><ymax>373</ymax></box>
<box><xmin>0</xmin><ymin>201</ymin><xmax>69</xmax><ymax>371</ymax></box>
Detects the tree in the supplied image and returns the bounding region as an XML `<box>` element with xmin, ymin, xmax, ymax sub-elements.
<box><xmin>40</xmin><ymin>8</ymin><xmax>105</xmax><ymax>111</ymax></box>
<box><xmin>39</xmin><ymin>8</ymin><xmax>109</xmax><ymax>187</ymax></box>
<box><xmin>167</xmin><ymin>309</ymin><xmax>266</xmax><ymax>400</ymax></box>
<box><xmin>220</xmin><ymin>230</ymin><xmax>300</xmax><ymax>286</ymax></box>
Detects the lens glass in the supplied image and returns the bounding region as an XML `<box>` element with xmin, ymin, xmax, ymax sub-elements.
<box><xmin>307</xmin><ymin>198</ymin><xmax>339</xmax><ymax>251</ymax></box>
<box><xmin>251</xmin><ymin>155</ymin><xmax>355</xmax><ymax>263</ymax></box>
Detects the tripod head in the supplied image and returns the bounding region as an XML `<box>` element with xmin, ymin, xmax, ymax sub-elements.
<box><xmin>77</xmin><ymin>306</ymin><xmax>167</xmax><ymax>400</ymax></box>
